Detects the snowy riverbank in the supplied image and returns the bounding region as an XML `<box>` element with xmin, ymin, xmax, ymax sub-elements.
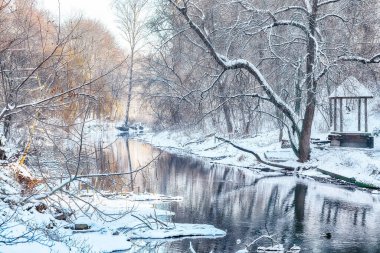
<box><xmin>137</xmin><ymin>129</ymin><xmax>380</xmax><ymax>189</ymax></box>
<box><xmin>0</xmin><ymin>163</ymin><xmax>226</xmax><ymax>253</ymax></box>
<box><xmin>2</xmin><ymin>116</ymin><xmax>380</xmax><ymax>252</ymax></box>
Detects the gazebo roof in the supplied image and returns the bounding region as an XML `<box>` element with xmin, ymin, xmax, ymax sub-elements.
<box><xmin>329</xmin><ymin>76</ymin><xmax>373</xmax><ymax>99</ymax></box>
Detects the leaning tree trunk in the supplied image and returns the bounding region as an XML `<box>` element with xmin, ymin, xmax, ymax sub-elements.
<box><xmin>298</xmin><ymin>0</ymin><xmax>318</xmax><ymax>162</ymax></box>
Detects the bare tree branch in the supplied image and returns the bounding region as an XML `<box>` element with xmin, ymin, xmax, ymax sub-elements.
<box><xmin>339</xmin><ymin>54</ymin><xmax>380</xmax><ymax>64</ymax></box>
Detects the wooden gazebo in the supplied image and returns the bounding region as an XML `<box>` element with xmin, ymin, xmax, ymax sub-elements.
<box><xmin>328</xmin><ymin>76</ymin><xmax>374</xmax><ymax>148</ymax></box>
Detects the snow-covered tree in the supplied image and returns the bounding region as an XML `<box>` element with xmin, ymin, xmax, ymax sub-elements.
<box><xmin>164</xmin><ymin>0</ymin><xmax>380</xmax><ymax>162</ymax></box>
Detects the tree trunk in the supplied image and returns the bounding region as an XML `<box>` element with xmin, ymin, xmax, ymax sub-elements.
<box><xmin>218</xmin><ymin>81</ymin><xmax>233</xmax><ymax>133</ymax></box>
<box><xmin>125</xmin><ymin>51</ymin><xmax>134</xmax><ymax>126</ymax></box>
<box><xmin>276</xmin><ymin>108</ymin><xmax>284</xmax><ymax>142</ymax></box>
<box><xmin>0</xmin><ymin>136</ymin><xmax>5</xmax><ymax>160</ymax></box>
<box><xmin>298</xmin><ymin>0</ymin><xmax>318</xmax><ymax>162</ymax></box>
<box><xmin>223</xmin><ymin>103</ymin><xmax>233</xmax><ymax>134</ymax></box>
<box><xmin>3</xmin><ymin>115</ymin><xmax>11</xmax><ymax>139</ymax></box>
<box><xmin>244</xmin><ymin>108</ymin><xmax>253</xmax><ymax>135</ymax></box>
<box><xmin>294</xmin><ymin>64</ymin><xmax>302</xmax><ymax>116</ymax></box>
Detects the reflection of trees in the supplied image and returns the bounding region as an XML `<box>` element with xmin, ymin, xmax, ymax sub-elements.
<box><xmin>294</xmin><ymin>184</ymin><xmax>307</xmax><ymax>234</ymax></box>
<box><xmin>91</xmin><ymin>140</ymin><xmax>126</xmax><ymax>191</ymax></box>
<box><xmin>80</xmin><ymin>139</ymin><xmax>380</xmax><ymax>253</ymax></box>
<box><xmin>126</xmin><ymin>139</ymin><xmax>134</xmax><ymax>191</ymax></box>
<box><xmin>320</xmin><ymin>198</ymin><xmax>371</xmax><ymax>226</ymax></box>
<box><xmin>152</xmin><ymin>154</ymin><xmax>378</xmax><ymax>253</ymax></box>
<box><xmin>81</xmin><ymin>138</ymin><xmax>157</xmax><ymax>192</ymax></box>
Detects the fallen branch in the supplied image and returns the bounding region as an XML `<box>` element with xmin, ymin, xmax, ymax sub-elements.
<box><xmin>216</xmin><ymin>136</ymin><xmax>295</xmax><ymax>171</ymax></box>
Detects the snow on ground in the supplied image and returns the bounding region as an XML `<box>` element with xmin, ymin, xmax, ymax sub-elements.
<box><xmin>136</xmin><ymin>100</ymin><xmax>380</xmax><ymax>189</ymax></box>
<box><xmin>311</xmin><ymin>147</ymin><xmax>380</xmax><ymax>187</ymax></box>
<box><xmin>0</xmin><ymin>163</ymin><xmax>226</xmax><ymax>253</ymax></box>
<box><xmin>83</xmin><ymin>119</ymin><xmax>123</xmax><ymax>146</ymax></box>
<box><xmin>138</xmin><ymin>129</ymin><xmax>293</xmax><ymax>169</ymax></box>
<box><xmin>139</xmin><ymin>130</ymin><xmax>282</xmax><ymax>169</ymax></box>
<box><xmin>309</xmin><ymin>98</ymin><xmax>380</xmax><ymax>187</ymax></box>
<box><xmin>126</xmin><ymin>193</ymin><xmax>183</xmax><ymax>202</ymax></box>
<box><xmin>129</xmin><ymin>223</ymin><xmax>226</xmax><ymax>239</ymax></box>
<box><xmin>1</xmin><ymin>103</ymin><xmax>380</xmax><ymax>251</ymax></box>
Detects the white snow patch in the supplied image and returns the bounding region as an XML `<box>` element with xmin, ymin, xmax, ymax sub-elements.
<box><xmin>129</xmin><ymin>223</ymin><xmax>226</xmax><ymax>239</ymax></box>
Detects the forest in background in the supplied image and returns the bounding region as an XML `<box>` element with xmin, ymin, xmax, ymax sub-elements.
<box><xmin>1</xmin><ymin>0</ymin><xmax>379</xmax><ymax>162</ymax></box>
<box><xmin>0</xmin><ymin>0</ymin><xmax>379</xmax><ymax>251</ymax></box>
<box><xmin>0</xmin><ymin>0</ymin><xmax>127</xmax><ymax>148</ymax></box>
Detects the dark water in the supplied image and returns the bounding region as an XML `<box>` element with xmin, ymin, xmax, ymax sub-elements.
<box><xmin>94</xmin><ymin>138</ymin><xmax>380</xmax><ymax>253</ymax></box>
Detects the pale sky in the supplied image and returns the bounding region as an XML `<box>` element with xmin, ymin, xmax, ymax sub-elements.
<box><xmin>38</xmin><ymin>0</ymin><xmax>123</xmax><ymax>46</ymax></box>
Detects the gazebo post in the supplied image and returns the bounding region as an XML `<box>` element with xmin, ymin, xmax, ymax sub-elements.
<box><xmin>339</xmin><ymin>98</ymin><xmax>343</xmax><ymax>132</ymax></box>
<box><xmin>364</xmin><ymin>98</ymin><xmax>368</xmax><ymax>132</ymax></box>
<box><xmin>333</xmin><ymin>98</ymin><xmax>337</xmax><ymax>131</ymax></box>
<box><xmin>358</xmin><ymin>98</ymin><xmax>361</xmax><ymax>131</ymax></box>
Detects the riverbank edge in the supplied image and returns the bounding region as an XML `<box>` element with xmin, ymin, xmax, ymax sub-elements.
<box><xmin>0</xmin><ymin>136</ymin><xmax>228</xmax><ymax>252</ymax></box>
<box><xmin>134</xmin><ymin>130</ymin><xmax>380</xmax><ymax>191</ymax></box>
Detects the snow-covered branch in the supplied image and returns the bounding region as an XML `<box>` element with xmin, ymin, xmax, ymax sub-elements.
<box><xmin>268</xmin><ymin>20</ymin><xmax>310</xmax><ymax>36</ymax></box>
<box><xmin>169</xmin><ymin>0</ymin><xmax>301</xmax><ymax>137</ymax></box>
<box><xmin>317</xmin><ymin>0</ymin><xmax>342</xmax><ymax>8</ymax></box>
<box><xmin>217</xmin><ymin>93</ymin><xmax>270</xmax><ymax>101</ymax></box>
<box><xmin>274</xmin><ymin>6</ymin><xmax>309</xmax><ymax>15</ymax></box>
<box><xmin>0</xmin><ymin>107</ymin><xmax>7</xmax><ymax>121</ymax></box>
<box><xmin>340</xmin><ymin>54</ymin><xmax>380</xmax><ymax>64</ymax></box>
<box><xmin>317</xmin><ymin>13</ymin><xmax>347</xmax><ymax>22</ymax></box>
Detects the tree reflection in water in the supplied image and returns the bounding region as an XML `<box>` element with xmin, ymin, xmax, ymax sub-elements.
<box><xmin>91</xmin><ymin>139</ymin><xmax>380</xmax><ymax>253</ymax></box>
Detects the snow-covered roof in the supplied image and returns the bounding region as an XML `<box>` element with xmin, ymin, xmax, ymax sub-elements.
<box><xmin>329</xmin><ymin>76</ymin><xmax>373</xmax><ymax>98</ymax></box>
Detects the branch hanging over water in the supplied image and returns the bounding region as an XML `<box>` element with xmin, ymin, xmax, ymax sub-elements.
<box><xmin>215</xmin><ymin>137</ymin><xmax>295</xmax><ymax>171</ymax></box>
<box><xmin>31</xmin><ymin>152</ymin><xmax>162</xmax><ymax>201</ymax></box>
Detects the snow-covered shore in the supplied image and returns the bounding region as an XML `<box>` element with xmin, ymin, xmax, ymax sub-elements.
<box><xmin>136</xmin><ymin>97</ymin><xmax>380</xmax><ymax>189</ymax></box>
<box><xmin>136</xmin><ymin>129</ymin><xmax>380</xmax><ymax>189</ymax></box>
<box><xmin>0</xmin><ymin>163</ymin><xmax>226</xmax><ymax>253</ymax></box>
<box><xmin>2</xmin><ymin>112</ymin><xmax>380</xmax><ymax>252</ymax></box>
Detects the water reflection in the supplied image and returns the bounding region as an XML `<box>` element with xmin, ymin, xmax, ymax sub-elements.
<box><xmin>95</xmin><ymin>138</ymin><xmax>380</xmax><ymax>253</ymax></box>
<box><xmin>86</xmin><ymin>138</ymin><xmax>159</xmax><ymax>192</ymax></box>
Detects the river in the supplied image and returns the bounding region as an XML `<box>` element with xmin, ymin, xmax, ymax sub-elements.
<box><xmin>85</xmin><ymin>137</ymin><xmax>380</xmax><ymax>253</ymax></box>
